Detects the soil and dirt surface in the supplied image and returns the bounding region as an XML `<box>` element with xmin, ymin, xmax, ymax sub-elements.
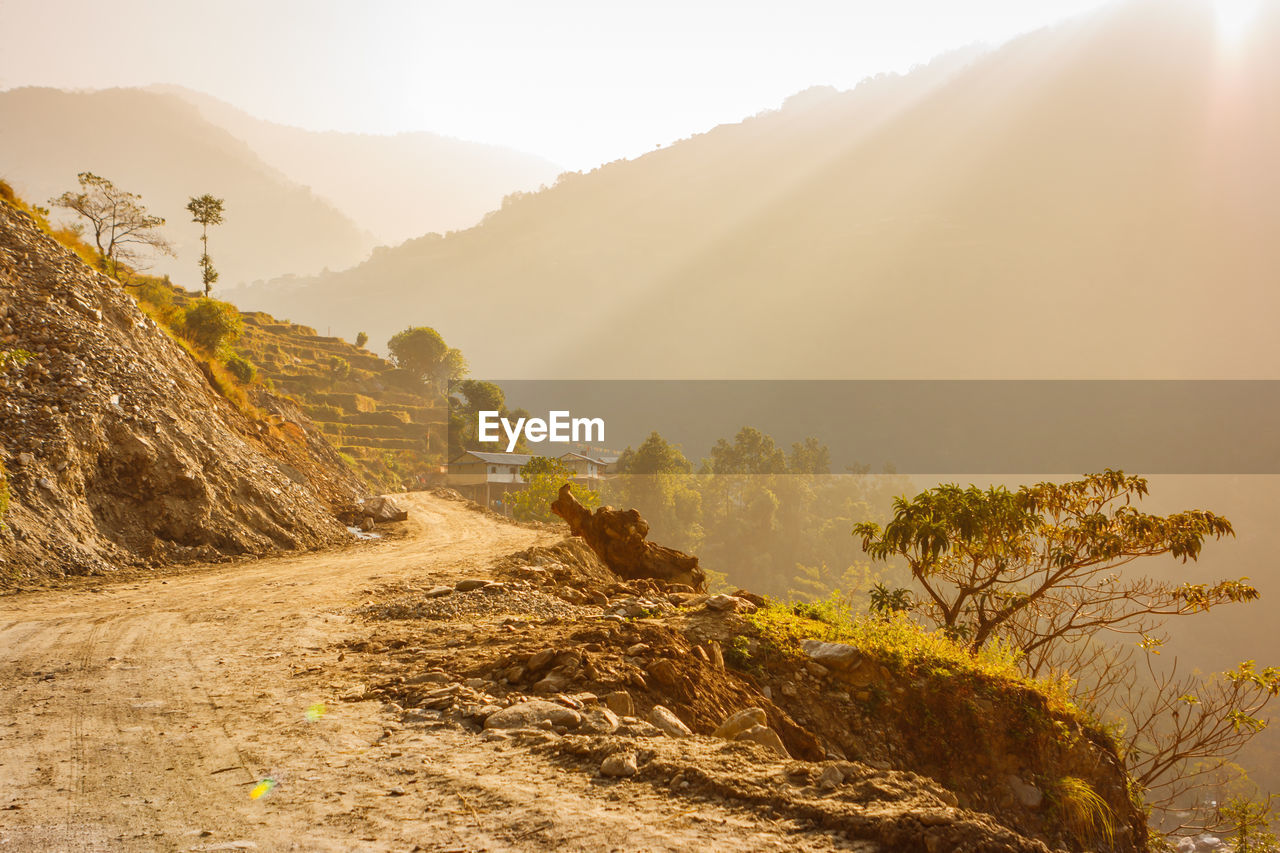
<box><xmin>0</xmin><ymin>492</ymin><xmax>1142</xmax><ymax>852</ymax></box>
<box><xmin>0</xmin><ymin>494</ymin><xmax>842</xmax><ymax>851</ymax></box>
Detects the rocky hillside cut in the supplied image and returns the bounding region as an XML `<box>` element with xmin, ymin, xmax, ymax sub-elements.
<box><xmin>0</xmin><ymin>198</ymin><xmax>362</xmax><ymax>585</ymax></box>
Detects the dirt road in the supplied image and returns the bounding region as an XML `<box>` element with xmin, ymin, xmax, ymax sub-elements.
<box><xmin>0</xmin><ymin>495</ymin><xmax>852</xmax><ymax>852</ymax></box>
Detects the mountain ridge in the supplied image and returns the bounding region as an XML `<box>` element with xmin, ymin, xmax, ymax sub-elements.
<box><xmin>231</xmin><ymin>0</ymin><xmax>1280</xmax><ymax>380</ymax></box>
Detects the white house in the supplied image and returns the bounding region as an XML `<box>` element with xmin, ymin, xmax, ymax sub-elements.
<box><xmin>446</xmin><ymin>449</ymin><xmax>610</xmax><ymax>508</ymax></box>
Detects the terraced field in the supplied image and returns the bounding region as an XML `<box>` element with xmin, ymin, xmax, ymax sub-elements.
<box><xmin>236</xmin><ymin>312</ymin><xmax>447</xmax><ymax>489</ymax></box>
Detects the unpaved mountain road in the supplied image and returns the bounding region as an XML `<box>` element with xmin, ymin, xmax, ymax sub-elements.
<box><xmin>0</xmin><ymin>494</ymin><xmax>853</xmax><ymax>852</ymax></box>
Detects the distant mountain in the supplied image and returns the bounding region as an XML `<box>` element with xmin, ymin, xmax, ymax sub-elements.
<box><xmin>0</xmin><ymin>87</ymin><xmax>375</xmax><ymax>288</ymax></box>
<box><xmin>233</xmin><ymin>0</ymin><xmax>1280</xmax><ymax>379</ymax></box>
<box><xmin>151</xmin><ymin>86</ymin><xmax>563</xmax><ymax>246</ymax></box>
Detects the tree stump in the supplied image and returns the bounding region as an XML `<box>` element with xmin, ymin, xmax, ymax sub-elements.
<box><xmin>550</xmin><ymin>484</ymin><xmax>706</xmax><ymax>591</ymax></box>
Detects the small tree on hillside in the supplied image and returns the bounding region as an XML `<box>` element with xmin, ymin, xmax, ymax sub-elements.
<box><xmin>51</xmin><ymin>172</ymin><xmax>172</xmax><ymax>279</ymax></box>
<box><xmin>511</xmin><ymin>457</ymin><xmax>599</xmax><ymax>523</ymax></box>
<box><xmin>387</xmin><ymin>326</ymin><xmax>466</xmax><ymax>393</ymax></box>
<box><xmin>355</xmin><ymin>331</ymin><xmax>369</xmax><ymax>348</ymax></box>
<box><xmin>853</xmin><ymin>471</ymin><xmax>1245</xmax><ymax>657</ymax></box>
<box><xmin>181</xmin><ymin>298</ymin><xmax>243</xmax><ymax>354</ymax></box>
<box><xmin>186</xmin><ymin>194</ymin><xmax>225</xmax><ymax>296</ymax></box>
<box><xmin>855</xmin><ymin>470</ymin><xmax>1275</xmax><ymax>821</ymax></box>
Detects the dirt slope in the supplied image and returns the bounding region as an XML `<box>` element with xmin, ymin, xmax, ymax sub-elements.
<box><xmin>0</xmin><ymin>494</ymin><xmax>856</xmax><ymax>852</ymax></box>
<box><xmin>0</xmin><ymin>493</ymin><xmax>1138</xmax><ymax>852</ymax></box>
<box><xmin>0</xmin><ymin>198</ymin><xmax>362</xmax><ymax>585</ymax></box>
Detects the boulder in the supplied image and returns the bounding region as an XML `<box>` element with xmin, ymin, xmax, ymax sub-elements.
<box><xmin>605</xmin><ymin>690</ymin><xmax>635</xmax><ymax>717</ymax></box>
<box><xmin>364</xmin><ymin>495</ymin><xmax>408</xmax><ymax>523</ymax></box>
<box><xmin>649</xmin><ymin>704</ymin><xmax>693</xmax><ymax>738</ymax></box>
<box><xmin>600</xmin><ymin>752</ymin><xmax>638</xmax><ymax>778</ymax></box>
<box><xmin>580</xmin><ymin>707</ymin><xmax>621</xmax><ymax>734</ymax></box>
<box><xmin>818</xmin><ymin>765</ymin><xmax>844</xmax><ymax>789</ymax></box>
<box><xmin>1006</xmin><ymin>775</ymin><xmax>1043</xmax><ymax>809</ymax></box>
<box><xmin>526</xmin><ymin>649</ymin><xmax>556</xmax><ymax>671</ymax></box>
<box><xmin>454</xmin><ymin>578</ymin><xmax>492</xmax><ymax>591</ymax></box>
<box><xmin>483</xmin><ymin>700</ymin><xmax>582</xmax><ymax>731</ymax></box>
<box><xmin>713</xmin><ymin>707</ymin><xmax>767</xmax><ymax>740</ymax></box>
<box><xmin>735</xmin><ymin>724</ymin><xmax>789</xmax><ymax>757</ymax></box>
<box><xmin>706</xmin><ymin>594</ymin><xmax>749</xmax><ymax>612</ymax></box>
<box><xmin>801</xmin><ymin>639</ymin><xmax>864</xmax><ymax>672</ymax></box>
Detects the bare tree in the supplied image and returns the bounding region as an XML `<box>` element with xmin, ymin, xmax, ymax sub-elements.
<box><xmin>51</xmin><ymin>172</ymin><xmax>172</xmax><ymax>279</ymax></box>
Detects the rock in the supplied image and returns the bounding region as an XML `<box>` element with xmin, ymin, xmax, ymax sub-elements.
<box><xmin>649</xmin><ymin>704</ymin><xmax>693</xmax><ymax>738</ymax></box>
<box><xmin>580</xmin><ymin>707</ymin><xmax>621</xmax><ymax>734</ymax></box>
<box><xmin>484</xmin><ymin>700</ymin><xmax>583</xmax><ymax>731</ymax></box>
<box><xmin>707</xmin><ymin>641</ymin><xmax>725</xmax><ymax>670</ymax></box>
<box><xmin>37</xmin><ymin>477</ymin><xmax>54</xmax><ymax>490</ymax></box>
<box><xmin>364</xmin><ymin>495</ymin><xmax>408</xmax><ymax>523</ymax></box>
<box><xmin>358</xmin><ymin>515</ymin><xmax>376</xmax><ymax>532</ymax></box>
<box><xmin>605</xmin><ymin>690</ymin><xmax>634</xmax><ymax>717</ymax></box>
<box><xmin>531</xmin><ymin>674</ymin><xmax>569</xmax><ymax>694</ymax></box>
<box><xmin>734</xmin><ymin>724</ymin><xmax>789</xmax><ymax>757</ymax></box>
<box><xmin>645</xmin><ymin>659</ymin><xmax>680</xmax><ymax>686</ymax></box>
<box><xmin>732</xmin><ymin>589</ymin><xmax>767</xmax><ymax>607</ymax></box>
<box><xmin>550</xmin><ymin>485</ymin><xmax>705</xmax><ymax>590</ymax></box>
<box><xmin>818</xmin><ymin>765</ymin><xmax>844</xmax><ymax>789</ymax></box>
<box><xmin>526</xmin><ymin>649</ymin><xmax>556</xmax><ymax>671</ymax></box>
<box><xmin>1006</xmin><ymin>775</ymin><xmax>1043</xmax><ymax>809</ymax></box>
<box><xmin>801</xmin><ymin>639</ymin><xmax>864</xmax><ymax>671</ymax></box>
<box><xmin>423</xmin><ymin>585</ymin><xmax>453</xmax><ymax>599</ymax></box>
<box><xmin>504</xmin><ymin>665</ymin><xmax>525</xmax><ymax>682</ymax></box>
<box><xmin>713</xmin><ymin>707</ymin><xmax>767</xmax><ymax>740</ymax></box>
<box><xmin>600</xmin><ymin>752</ymin><xmax>638</xmax><ymax>778</ymax></box>
<box><xmin>404</xmin><ymin>671</ymin><xmax>451</xmax><ymax>685</ymax></box>
<box><xmin>705</xmin><ymin>594</ymin><xmax>746</xmax><ymax>612</ymax></box>
<box><xmin>455</xmin><ymin>578</ymin><xmax>492</xmax><ymax>592</ymax></box>
<box><xmin>15</xmin><ymin>452</ymin><xmax>34</xmax><ymax>466</ymax></box>
<box><xmin>625</xmin><ymin>643</ymin><xmax>650</xmax><ymax>656</ymax></box>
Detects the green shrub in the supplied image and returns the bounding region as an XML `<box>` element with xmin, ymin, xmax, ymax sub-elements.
<box><xmin>747</xmin><ymin>603</ymin><xmax>1076</xmax><ymax>714</ymax></box>
<box><xmin>0</xmin><ymin>460</ymin><xmax>9</xmax><ymax>523</ymax></box>
<box><xmin>355</xmin><ymin>331</ymin><xmax>368</xmax><ymax>348</ymax></box>
<box><xmin>224</xmin><ymin>353</ymin><xmax>256</xmax><ymax>384</ymax></box>
<box><xmin>181</xmin><ymin>298</ymin><xmax>243</xmax><ymax>354</ymax></box>
<box><xmin>329</xmin><ymin>356</ymin><xmax>350</xmax><ymax>379</ymax></box>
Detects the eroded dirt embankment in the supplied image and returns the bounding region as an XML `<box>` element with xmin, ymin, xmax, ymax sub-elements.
<box><xmin>0</xmin><ymin>494</ymin><xmax>856</xmax><ymax>852</ymax></box>
<box><xmin>0</xmin><ymin>198</ymin><xmax>362</xmax><ymax>586</ymax></box>
<box><xmin>0</xmin><ymin>492</ymin><xmax>1144</xmax><ymax>852</ymax></box>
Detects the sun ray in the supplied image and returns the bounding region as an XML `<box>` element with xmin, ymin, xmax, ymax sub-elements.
<box><xmin>1213</xmin><ymin>0</ymin><xmax>1263</xmax><ymax>44</ymax></box>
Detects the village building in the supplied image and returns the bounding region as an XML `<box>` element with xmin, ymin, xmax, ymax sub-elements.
<box><xmin>446</xmin><ymin>449</ymin><xmax>612</xmax><ymax>509</ymax></box>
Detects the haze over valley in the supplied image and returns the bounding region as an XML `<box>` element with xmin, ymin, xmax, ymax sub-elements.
<box><xmin>3</xmin><ymin>0</ymin><xmax>1280</xmax><ymax>848</ymax></box>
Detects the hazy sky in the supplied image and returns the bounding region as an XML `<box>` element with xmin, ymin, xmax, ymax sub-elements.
<box><xmin>0</xmin><ymin>0</ymin><xmax>1114</xmax><ymax>168</ymax></box>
